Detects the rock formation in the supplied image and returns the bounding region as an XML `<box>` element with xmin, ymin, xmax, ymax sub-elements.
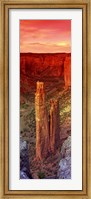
<box><xmin>20</xmin><ymin>53</ymin><xmax>71</xmax><ymax>100</ymax></box>
<box><xmin>57</xmin><ymin>136</ymin><xmax>71</xmax><ymax>179</ymax></box>
<box><xmin>35</xmin><ymin>81</ymin><xmax>61</xmax><ymax>160</ymax></box>
<box><xmin>64</xmin><ymin>56</ymin><xmax>71</xmax><ymax>87</ymax></box>
<box><xmin>35</xmin><ymin>82</ymin><xmax>50</xmax><ymax>160</ymax></box>
<box><xmin>20</xmin><ymin>137</ymin><xmax>32</xmax><ymax>179</ymax></box>
<box><xmin>49</xmin><ymin>99</ymin><xmax>60</xmax><ymax>153</ymax></box>
<box><xmin>20</xmin><ymin>53</ymin><xmax>68</xmax><ymax>77</ymax></box>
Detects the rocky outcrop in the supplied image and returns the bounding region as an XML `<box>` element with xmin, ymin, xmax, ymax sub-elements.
<box><xmin>49</xmin><ymin>99</ymin><xmax>60</xmax><ymax>153</ymax></box>
<box><xmin>58</xmin><ymin>136</ymin><xmax>71</xmax><ymax>179</ymax></box>
<box><xmin>35</xmin><ymin>82</ymin><xmax>50</xmax><ymax>160</ymax></box>
<box><xmin>64</xmin><ymin>56</ymin><xmax>71</xmax><ymax>87</ymax></box>
<box><xmin>20</xmin><ymin>138</ymin><xmax>32</xmax><ymax>179</ymax></box>
<box><xmin>20</xmin><ymin>170</ymin><xmax>30</xmax><ymax>179</ymax></box>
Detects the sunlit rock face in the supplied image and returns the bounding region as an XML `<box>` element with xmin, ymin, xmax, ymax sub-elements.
<box><xmin>64</xmin><ymin>56</ymin><xmax>71</xmax><ymax>87</ymax></box>
<box><xmin>49</xmin><ymin>99</ymin><xmax>60</xmax><ymax>153</ymax></box>
<box><xmin>35</xmin><ymin>82</ymin><xmax>50</xmax><ymax>160</ymax></box>
<box><xmin>35</xmin><ymin>82</ymin><xmax>61</xmax><ymax>160</ymax></box>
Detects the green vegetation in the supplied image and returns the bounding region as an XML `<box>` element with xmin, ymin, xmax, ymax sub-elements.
<box><xmin>38</xmin><ymin>171</ymin><xmax>45</xmax><ymax>179</ymax></box>
<box><xmin>21</xmin><ymin>103</ymin><xmax>29</xmax><ymax>109</ymax></box>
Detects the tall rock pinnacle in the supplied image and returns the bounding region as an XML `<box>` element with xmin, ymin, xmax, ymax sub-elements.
<box><xmin>49</xmin><ymin>99</ymin><xmax>60</xmax><ymax>153</ymax></box>
<box><xmin>35</xmin><ymin>81</ymin><xmax>50</xmax><ymax>160</ymax></box>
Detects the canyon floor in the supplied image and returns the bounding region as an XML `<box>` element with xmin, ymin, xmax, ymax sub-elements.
<box><xmin>20</xmin><ymin>77</ymin><xmax>71</xmax><ymax>179</ymax></box>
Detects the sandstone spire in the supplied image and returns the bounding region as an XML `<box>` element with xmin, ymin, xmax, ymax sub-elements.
<box><xmin>49</xmin><ymin>99</ymin><xmax>60</xmax><ymax>153</ymax></box>
<box><xmin>35</xmin><ymin>81</ymin><xmax>50</xmax><ymax>160</ymax></box>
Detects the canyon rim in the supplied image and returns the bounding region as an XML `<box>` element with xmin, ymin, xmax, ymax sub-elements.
<box><xmin>20</xmin><ymin>20</ymin><xmax>71</xmax><ymax>179</ymax></box>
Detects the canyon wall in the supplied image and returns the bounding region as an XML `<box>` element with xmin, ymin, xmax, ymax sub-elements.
<box><xmin>20</xmin><ymin>53</ymin><xmax>71</xmax><ymax>103</ymax></box>
<box><xmin>64</xmin><ymin>56</ymin><xmax>71</xmax><ymax>87</ymax></box>
<box><xmin>20</xmin><ymin>53</ymin><xmax>71</xmax><ymax>78</ymax></box>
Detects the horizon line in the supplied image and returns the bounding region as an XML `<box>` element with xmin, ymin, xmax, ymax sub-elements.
<box><xmin>20</xmin><ymin>52</ymin><xmax>71</xmax><ymax>54</ymax></box>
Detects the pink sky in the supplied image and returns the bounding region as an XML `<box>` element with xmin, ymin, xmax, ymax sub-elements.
<box><xmin>20</xmin><ymin>20</ymin><xmax>71</xmax><ymax>53</ymax></box>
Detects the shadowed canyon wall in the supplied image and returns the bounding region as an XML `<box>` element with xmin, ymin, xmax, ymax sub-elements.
<box><xmin>20</xmin><ymin>53</ymin><xmax>71</xmax><ymax>101</ymax></box>
<box><xmin>64</xmin><ymin>56</ymin><xmax>71</xmax><ymax>87</ymax></box>
<box><xmin>20</xmin><ymin>53</ymin><xmax>71</xmax><ymax>78</ymax></box>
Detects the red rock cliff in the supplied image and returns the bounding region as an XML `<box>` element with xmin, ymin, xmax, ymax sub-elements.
<box><xmin>64</xmin><ymin>56</ymin><xmax>71</xmax><ymax>87</ymax></box>
<box><xmin>20</xmin><ymin>53</ymin><xmax>71</xmax><ymax>77</ymax></box>
<box><xmin>20</xmin><ymin>53</ymin><xmax>71</xmax><ymax>100</ymax></box>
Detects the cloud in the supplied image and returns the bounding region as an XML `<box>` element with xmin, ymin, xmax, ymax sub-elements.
<box><xmin>20</xmin><ymin>20</ymin><xmax>71</xmax><ymax>53</ymax></box>
<box><xmin>20</xmin><ymin>42</ymin><xmax>71</xmax><ymax>53</ymax></box>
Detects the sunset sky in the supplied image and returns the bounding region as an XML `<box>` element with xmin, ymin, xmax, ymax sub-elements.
<box><xmin>20</xmin><ymin>20</ymin><xmax>71</xmax><ymax>53</ymax></box>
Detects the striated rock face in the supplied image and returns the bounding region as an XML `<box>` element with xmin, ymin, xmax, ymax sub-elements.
<box><xmin>35</xmin><ymin>82</ymin><xmax>50</xmax><ymax>160</ymax></box>
<box><xmin>64</xmin><ymin>56</ymin><xmax>71</xmax><ymax>87</ymax></box>
<box><xmin>49</xmin><ymin>99</ymin><xmax>60</xmax><ymax>153</ymax></box>
<box><xmin>58</xmin><ymin>136</ymin><xmax>71</xmax><ymax>179</ymax></box>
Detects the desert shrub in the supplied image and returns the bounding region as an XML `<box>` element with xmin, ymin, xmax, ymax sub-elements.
<box><xmin>38</xmin><ymin>171</ymin><xmax>45</xmax><ymax>179</ymax></box>
<box><xmin>21</xmin><ymin>103</ymin><xmax>29</xmax><ymax>109</ymax></box>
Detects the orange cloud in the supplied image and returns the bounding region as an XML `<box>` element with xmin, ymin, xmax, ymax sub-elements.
<box><xmin>20</xmin><ymin>20</ymin><xmax>71</xmax><ymax>53</ymax></box>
